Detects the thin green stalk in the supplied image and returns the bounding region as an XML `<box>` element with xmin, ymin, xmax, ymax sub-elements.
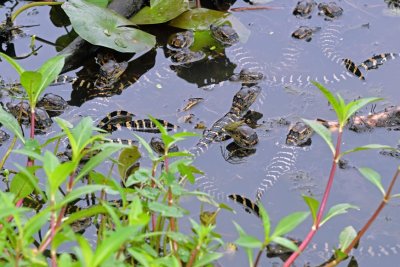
<box><xmin>0</xmin><ymin>136</ymin><xmax>17</xmax><ymax>170</ymax></box>
<box><xmin>11</xmin><ymin>2</ymin><xmax>63</xmax><ymax>22</ymax></box>
<box><xmin>284</xmin><ymin>130</ymin><xmax>343</xmax><ymax>266</ymax></box>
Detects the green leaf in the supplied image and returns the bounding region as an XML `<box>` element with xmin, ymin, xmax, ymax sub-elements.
<box><xmin>118</xmin><ymin>146</ymin><xmax>141</xmax><ymax>179</ymax></box>
<box><xmin>70</xmin><ymin>117</ymin><xmax>95</xmax><ymax>155</ymax></box>
<box><xmin>312</xmin><ymin>81</ymin><xmax>343</xmax><ymax>122</ymax></box>
<box><xmin>59</xmin><ymin>185</ymin><xmax>106</xmax><ymax>207</ymax></box>
<box><xmin>339</xmin><ymin>226</ymin><xmax>357</xmax><ymax>252</ymax></box>
<box><xmin>92</xmin><ymin>226</ymin><xmax>136</xmax><ymax>266</ymax></box>
<box><xmin>344</xmin><ymin>97</ymin><xmax>383</xmax><ymax>123</ymax></box>
<box><xmin>36</xmin><ymin>55</ymin><xmax>66</xmax><ymax>103</ymax></box>
<box><xmin>14</xmin><ymin>164</ymin><xmax>46</xmax><ymax>200</ymax></box>
<box><xmin>43</xmin><ymin>150</ymin><xmax>60</xmax><ymax>181</ymax></box>
<box><xmin>340</xmin><ymin>144</ymin><xmax>393</xmax><ymax>157</ymax></box>
<box><xmin>302</xmin><ymin>119</ymin><xmax>335</xmax><ymax>155</ymax></box>
<box><xmin>130</xmin><ymin>0</ymin><xmax>188</xmax><ymax>25</ymax></box>
<box><xmin>169</xmin><ymin>8</ymin><xmax>250</xmax><ymax>42</ymax></box>
<box><xmin>233</xmin><ymin>221</ymin><xmax>262</xmax><ymax>248</ymax></box>
<box><xmin>147</xmin><ymin>202</ymin><xmax>185</xmax><ymax>218</ymax></box>
<box><xmin>235</xmin><ymin>235</ymin><xmax>263</xmax><ymax>249</ymax></box>
<box><xmin>10</xmin><ymin>171</ymin><xmax>36</xmax><ymax>199</ymax></box>
<box><xmin>20</xmin><ymin>71</ymin><xmax>42</xmax><ymax>106</ymax></box>
<box><xmin>358</xmin><ymin>167</ymin><xmax>385</xmax><ymax>195</ymax></box>
<box><xmin>23</xmin><ymin>210</ymin><xmax>51</xmax><ymax>243</ymax></box>
<box><xmin>50</xmin><ymin>162</ymin><xmax>75</xmax><ymax>192</ymax></box>
<box><xmin>258</xmin><ymin>203</ymin><xmax>271</xmax><ymax>241</ymax></box>
<box><xmin>193</xmin><ymin>252</ymin><xmax>224</xmax><ymax>267</ymax></box>
<box><xmin>303</xmin><ymin>195</ymin><xmax>319</xmax><ymax>224</ymax></box>
<box><xmin>272</xmin><ymin>211</ymin><xmax>310</xmax><ymax>238</ymax></box>
<box><xmin>75</xmin><ymin>144</ymin><xmax>123</xmax><ymax>181</ymax></box>
<box><xmin>320</xmin><ymin>203</ymin><xmax>359</xmax><ymax>227</ymax></box>
<box><xmin>271</xmin><ymin>236</ymin><xmax>299</xmax><ymax>253</ymax></box>
<box><xmin>0</xmin><ymin>105</ymin><xmax>25</xmax><ymax>143</ymax></box>
<box><xmin>128</xmin><ymin>248</ymin><xmax>151</xmax><ymax>267</ymax></box>
<box><xmin>76</xmin><ymin>235</ymin><xmax>94</xmax><ymax>266</ymax></box>
<box><xmin>0</xmin><ymin>52</ymin><xmax>25</xmax><ymax>74</ymax></box>
<box><xmin>62</xmin><ymin>0</ymin><xmax>156</xmax><ymax>53</ymax></box>
<box><xmin>133</xmin><ymin>133</ymin><xmax>158</xmax><ymax>161</ymax></box>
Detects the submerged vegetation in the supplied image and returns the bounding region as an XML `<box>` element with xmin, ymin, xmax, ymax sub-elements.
<box><xmin>0</xmin><ymin>0</ymin><xmax>399</xmax><ymax>266</ymax></box>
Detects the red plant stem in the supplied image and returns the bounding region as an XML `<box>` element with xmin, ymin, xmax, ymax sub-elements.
<box><xmin>284</xmin><ymin>130</ymin><xmax>343</xmax><ymax>266</ymax></box>
<box><xmin>30</xmin><ymin>109</ymin><xmax>35</xmax><ymax>139</ymax></box>
<box><xmin>324</xmin><ymin>168</ymin><xmax>400</xmax><ymax>267</ymax></box>
<box><xmin>27</xmin><ymin>109</ymin><xmax>36</xmax><ymax>167</ymax></box>
<box><xmin>38</xmin><ymin>172</ymin><xmax>76</xmax><ymax>253</ymax></box>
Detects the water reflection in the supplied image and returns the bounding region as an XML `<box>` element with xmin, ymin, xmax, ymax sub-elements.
<box><xmin>69</xmin><ymin>49</ymin><xmax>156</xmax><ymax>106</ymax></box>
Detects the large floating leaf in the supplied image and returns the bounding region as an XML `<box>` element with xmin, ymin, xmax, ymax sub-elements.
<box><xmin>130</xmin><ymin>0</ymin><xmax>189</xmax><ymax>25</ymax></box>
<box><xmin>62</xmin><ymin>0</ymin><xmax>156</xmax><ymax>53</ymax></box>
<box><xmin>169</xmin><ymin>8</ymin><xmax>250</xmax><ymax>42</ymax></box>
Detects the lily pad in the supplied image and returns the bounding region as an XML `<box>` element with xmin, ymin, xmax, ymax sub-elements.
<box><xmin>169</xmin><ymin>8</ymin><xmax>250</xmax><ymax>42</ymax></box>
<box><xmin>130</xmin><ymin>0</ymin><xmax>189</xmax><ymax>25</ymax></box>
<box><xmin>62</xmin><ymin>0</ymin><xmax>156</xmax><ymax>53</ymax></box>
<box><xmin>118</xmin><ymin>146</ymin><xmax>141</xmax><ymax>180</ymax></box>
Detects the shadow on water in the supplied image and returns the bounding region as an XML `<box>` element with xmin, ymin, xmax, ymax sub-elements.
<box><xmin>1</xmin><ymin>0</ymin><xmax>400</xmax><ymax>266</ymax></box>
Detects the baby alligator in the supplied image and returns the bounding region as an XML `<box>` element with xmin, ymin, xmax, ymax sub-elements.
<box><xmin>189</xmin><ymin>84</ymin><xmax>262</xmax><ymax>156</ymax></box>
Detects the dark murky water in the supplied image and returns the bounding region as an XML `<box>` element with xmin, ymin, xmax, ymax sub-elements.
<box><xmin>1</xmin><ymin>0</ymin><xmax>400</xmax><ymax>266</ymax></box>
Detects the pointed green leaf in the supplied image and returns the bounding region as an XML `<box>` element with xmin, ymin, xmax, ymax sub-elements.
<box><xmin>93</xmin><ymin>226</ymin><xmax>136</xmax><ymax>266</ymax></box>
<box><xmin>302</xmin><ymin>119</ymin><xmax>335</xmax><ymax>155</ymax></box>
<box><xmin>62</xmin><ymin>0</ymin><xmax>156</xmax><ymax>53</ymax></box>
<box><xmin>14</xmin><ymin>164</ymin><xmax>46</xmax><ymax>200</ymax></box>
<box><xmin>303</xmin><ymin>195</ymin><xmax>319</xmax><ymax>224</ymax></box>
<box><xmin>340</xmin><ymin>144</ymin><xmax>393</xmax><ymax>157</ymax></box>
<box><xmin>75</xmin><ymin>144</ymin><xmax>123</xmax><ymax>181</ymax></box>
<box><xmin>235</xmin><ymin>235</ymin><xmax>263</xmax><ymax>249</ymax></box>
<box><xmin>312</xmin><ymin>81</ymin><xmax>342</xmax><ymax>121</ymax></box>
<box><xmin>193</xmin><ymin>252</ymin><xmax>224</xmax><ymax>267</ymax></box>
<box><xmin>320</xmin><ymin>203</ymin><xmax>359</xmax><ymax>227</ymax></box>
<box><xmin>272</xmin><ymin>211</ymin><xmax>310</xmax><ymax>238</ymax></box>
<box><xmin>358</xmin><ymin>167</ymin><xmax>385</xmax><ymax>195</ymax></box>
<box><xmin>271</xmin><ymin>236</ymin><xmax>299</xmax><ymax>253</ymax></box>
<box><xmin>339</xmin><ymin>226</ymin><xmax>357</xmax><ymax>252</ymax></box>
<box><xmin>133</xmin><ymin>133</ymin><xmax>158</xmax><ymax>161</ymax></box>
<box><xmin>344</xmin><ymin>97</ymin><xmax>383</xmax><ymax>123</ymax></box>
<box><xmin>36</xmin><ymin>55</ymin><xmax>66</xmax><ymax>101</ymax></box>
<box><xmin>23</xmin><ymin>210</ymin><xmax>51</xmax><ymax>244</ymax></box>
<box><xmin>20</xmin><ymin>71</ymin><xmax>42</xmax><ymax>105</ymax></box>
<box><xmin>59</xmin><ymin>185</ymin><xmax>106</xmax><ymax>207</ymax></box>
<box><xmin>0</xmin><ymin>52</ymin><xmax>25</xmax><ymax>74</ymax></box>
<box><xmin>130</xmin><ymin>0</ymin><xmax>188</xmax><ymax>25</ymax></box>
<box><xmin>76</xmin><ymin>235</ymin><xmax>94</xmax><ymax>266</ymax></box>
<box><xmin>0</xmin><ymin>105</ymin><xmax>25</xmax><ymax>143</ymax></box>
<box><xmin>50</xmin><ymin>162</ymin><xmax>75</xmax><ymax>192</ymax></box>
<box><xmin>10</xmin><ymin>171</ymin><xmax>36</xmax><ymax>199</ymax></box>
<box><xmin>147</xmin><ymin>202</ymin><xmax>185</xmax><ymax>218</ymax></box>
<box><xmin>258</xmin><ymin>203</ymin><xmax>271</xmax><ymax>240</ymax></box>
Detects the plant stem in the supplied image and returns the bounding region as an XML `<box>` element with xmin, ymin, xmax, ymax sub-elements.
<box><xmin>186</xmin><ymin>245</ymin><xmax>200</xmax><ymax>267</ymax></box>
<box><xmin>284</xmin><ymin>130</ymin><xmax>343</xmax><ymax>266</ymax></box>
<box><xmin>324</xmin><ymin>167</ymin><xmax>400</xmax><ymax>267</ymax></box>
<box><xmin>11</xmin><ymin>2</ymin><xmax>62</xmax><ymax>22</ymax></box>
<box><xmin>254</xmin><ymin>246</ymin><xmax>264</xmax><ymax>267</ymax></box>
<box><xmin>0</xmin><ymin>136</ymin><xmax>17</xmax><ymax>170</ymax></box>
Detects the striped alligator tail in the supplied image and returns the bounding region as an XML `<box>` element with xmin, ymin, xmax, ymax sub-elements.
<box><xmin>358</xmin><ymin>53</ymin><xmax>400</xmax><ymax>71</ymax></box>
